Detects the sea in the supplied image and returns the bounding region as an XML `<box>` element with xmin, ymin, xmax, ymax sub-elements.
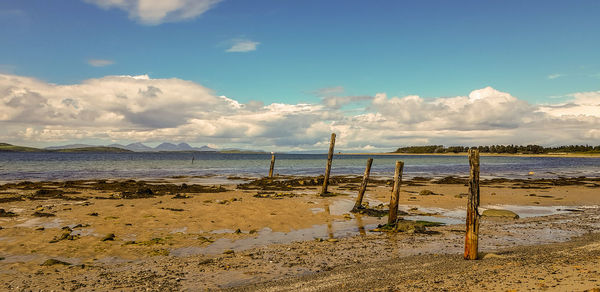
<box><xmin>0</xmin><ymin>152</ymin><xmax>598</xmax><ymax>183</ymax></box>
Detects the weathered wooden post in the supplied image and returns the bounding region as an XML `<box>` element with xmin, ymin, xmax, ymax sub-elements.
<box><xmin>388</xmin><ymin>161</ymin><xmax>404</xmax><ymax>225</ymax></box>
<box><xmin>268</xmin><ymin>152</ymin><xmax>276</xmax><ymax>178</ymax></box>
<box><xmin>464</xmin><ymin>148</ymin><xmax>480</xmax><ymax>260</ymax></box>
<box><xmin>320</xmin><ymin>133</ymin><xmax>336</xmax><ymax>195</ymax></box>
<box><xmin>352</xmin><ymin>158</ymin><xmax>373</xmax><ymax>211</ymax></box>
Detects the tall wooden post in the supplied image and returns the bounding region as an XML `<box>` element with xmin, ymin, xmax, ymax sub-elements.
<box><xmin>388</xmin><ymin>161</ymin><xmax>404</xmax><ymax>225</ymax></box>
<box><xmin>353</xmin><ymin>158</ymin><xmax>373</xmax><ymax>211</ymax></box>
<box><xmin>321</xmin><ymin>133</ymin><xmax>336</xmax><ymax>195</ymax></box>
<box><xmin>464</xmin><ymin>149</ymin><xmax>480</xmax><ymax>260</ymax></box>
<box><xmin>268</xmin><ymin>152</ymin><xmax>276</xmax><ymax>178</ymax></box>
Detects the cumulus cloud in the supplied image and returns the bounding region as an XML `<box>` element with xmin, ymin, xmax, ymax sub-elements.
<box><xmin>547</xmin><ymin>73</ymin><xmax>563</xmax><ymax>80</ymax></box>
<box><xmin>84</xmin><ymin>0</ymin><xmax>222</xmax><ymax>25</ymax></box>
<box><xmin>538</xmin><ymin>91</ymin><xmax>600</xmax><ymax>118</ymax></box>
<box><xmin>0</xmin><ymin>73</ymin><xmax>599</xmax><ymax>151</ymax></box>
<box><xmin>87</xmin><ymin>59</ymin><xmax>115</xmax><ymax>67</ymax></box>
<box><xmin>226</xmin><ymin>40</ymin><xmax>260</xmax><ymax>53</ymax></box>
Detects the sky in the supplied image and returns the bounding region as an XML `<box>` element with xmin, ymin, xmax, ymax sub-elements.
<box><xmin>0</xmin><ymin>0</ymin><xmax>599</xmax><ymax>151</ymax></box>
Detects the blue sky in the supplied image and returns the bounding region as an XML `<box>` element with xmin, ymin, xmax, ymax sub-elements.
<box><xmin>0</xmin><ymin>1</ymin><xmax>599</xmax><ymax>150</ymax></box>
<box><xmin>2</xmin><ymin>0</ymin><xmax>599</xmax><ymax>104</ymax></box>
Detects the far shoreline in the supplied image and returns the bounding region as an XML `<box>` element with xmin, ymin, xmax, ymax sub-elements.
<box><xmin>338</xmin><ymin>152</ymin><xmax>600</xmax><ymax>158</ymax></box>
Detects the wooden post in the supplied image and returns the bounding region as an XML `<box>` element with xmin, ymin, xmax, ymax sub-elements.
<box><xmin>321</xmin><ymin>133</ymin><xmax>336</xmax><ymax>195</ymax></box>
<box><xmin>388</xmin><ymin>161</ymin><xmax>404</xmax><ymax>225</ymax></box>
<box><xmin>352</xmin><ymin>158</ymin><xmax>373</xmax><ymax>211</ymax></box>
<box><xmin>464</xmin><ymin>149</ymin><xmax>480</xmax><ymax>260</ymax></box>
<box><xmin>268</xmin><ymin>152</ymin><xmax>276</xmax><ymax>178</ymax></box>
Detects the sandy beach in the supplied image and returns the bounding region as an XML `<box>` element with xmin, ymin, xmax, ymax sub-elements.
<box><xmin>1</xmin><ymin>175</ymin><xmax>600</xmax><ymax>291</ymax></box>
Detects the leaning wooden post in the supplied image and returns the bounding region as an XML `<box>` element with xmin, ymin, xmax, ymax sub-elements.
<box><xmin>320</xmin><ymin>133</ymin><xmax>336</xmax><ymax>195</ymax></box>
<box><xmin>388</xmin><ymin>161</ymin><xmax>404</xmax><ymax>225</ymax></box>
<box><xmin>352</xmin><ymin>158</ymin><xmax>373</xmax><ymax>211</ymax></box>
<box><xmin>268</xmin><ymin>152</ymin><xmax>276</xmax><ymax>178</ymax></box>
<box><xmin>464</xmin><ymin>148</ymin><xmax>481</xmax><ymax>260</ymax></box>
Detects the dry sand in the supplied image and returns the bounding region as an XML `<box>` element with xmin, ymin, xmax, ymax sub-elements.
<box><xmin>0</xmin><ymin>176</ymin><xmax>599</xmax><ymax>291</ymax></box>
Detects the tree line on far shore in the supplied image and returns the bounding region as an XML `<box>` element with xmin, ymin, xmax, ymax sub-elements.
<box><xmin>394</xmin><ymin>145</ymin><xmax>600</xmax><ymax>154</ymax></box>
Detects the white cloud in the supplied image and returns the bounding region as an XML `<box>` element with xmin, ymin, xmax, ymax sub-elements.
<box><xmin>1</xmin><ymin>73</ymin><xmax>599</xmax><ymax>150</ymax></box>
<box><xmin>87</xmin><ymin>59</ymin><xmax>115</xmax><ymax>67</ymax></box>
<box><xmin>538</xmin><ymin>91</ymin><xmax>600</xmax><ymax>118</ymax></box>
<box><xmin>547</xmin><ymin>73</ymin><xmax>564</xmax><ymax>79</ymax></box>
<box><xmin>226</xmin><ymin>40</ymin><xmax>260</xmax><ymax>53</ymax></box>
<box><xmin>84</xmin><ymin>0</ymin><xmax>222</xmax><ymax>25</ymax></box>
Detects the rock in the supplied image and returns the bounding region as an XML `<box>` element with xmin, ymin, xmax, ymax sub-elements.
<box><xmin>0</xmin><ymin>209</ymin><xmax>17</xmax><ymax>217</ymax></box>
<box><xmin>32</xmin><ymin>211</ymin><xmax>55</xmax><ymax>217</ymax></box>
<box><xmin>101</xmin><ymin>233</ymin><xmax>116</xmax><ymax>241</ymax></box>
<box><xmin>41</xmin><ymin>259</ymin><xmax>71</xmax><ymax>266</ymax></box>
<box><xmin>49</xmin><ymin>230</ymin><xmax>78</xmax><ymax>243</ymax></box>
<box><xmin>483</xmin><ymin>253</ymin><xmax>506</xmax><ymax>259</ymax></box>
<box><xmin>223</xmin><ymin>250</ymin><xmax>235</xmax><ymax>254</ymax></box>
<box><xmin>482</xmin><ymin>209</ymin><xmax>519</xmax><ymax>219</ymax></box>
<box><xmin>327</xmin><ymin>238</ymin><xmax>339</xmax><ymax>242</ymax></box>
<box><xmin>395</xmin><ymin>222</ymin><xmax>426</xmax><ymax>233</ymax></box>
<box><xmin>419</xmin><ymin>189</ymin><xmax>441</xmax><ymax>196</ymax></box>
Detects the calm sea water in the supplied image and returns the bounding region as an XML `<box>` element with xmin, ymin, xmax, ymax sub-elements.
<box><xmin>0</xmin><ymin>152</ymin><xmax>598</xmax><ymax>182</ymax></box>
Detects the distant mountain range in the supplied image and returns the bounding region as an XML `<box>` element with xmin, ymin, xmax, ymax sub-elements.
<box><xmin>1</xmin><ymin>142</ymin><xmax>270</xmax><ymax>154</ymax></box>
<box><xmin>45</xmin><ymin>142</ymin><xmax>218</xmax><ymax>152</ymax></box>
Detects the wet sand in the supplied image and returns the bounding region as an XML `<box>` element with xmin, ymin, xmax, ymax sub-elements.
<box><xmin>1</xmin><ymin>176</ymin><xmax>599</xmax><ymax>290</ymax></box>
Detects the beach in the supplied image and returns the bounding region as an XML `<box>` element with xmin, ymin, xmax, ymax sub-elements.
<box><xmin>1</xmin><ymin>175</ymin><xmax>599</xmax><ymax>290</ymax></box>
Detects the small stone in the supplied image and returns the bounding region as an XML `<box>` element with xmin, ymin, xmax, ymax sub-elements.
<box><xmin>41</xmin><ymin>259</ymin><xmax>71</xmax><ymax>266</ymax></box>
<box><xmin>101</xmin><ymin>233</ymin><xmax>116</xmax><ymax>241</ymax></box>
<box><xmin>481</xmin><ymin>209</ymin><xmax>519</xmax><ymax>219</ymax></box>
<box><xmin>483</xmin><ymin>253</ymin><xmax>506</xmax><ymax>259</ymax></box>
<box><xmin>419</xmin><ymin>189</ymin><xmax>435</xmax><ymax>196</ymax></box>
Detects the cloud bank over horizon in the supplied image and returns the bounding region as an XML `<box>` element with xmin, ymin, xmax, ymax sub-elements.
<box><xmin>0</xmin><ymin>73</ymin><xmax>599</xmax><ymax>151</ymax></box>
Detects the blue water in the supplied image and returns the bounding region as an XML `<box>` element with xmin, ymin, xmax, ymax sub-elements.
<box><xmin>0</xmin><ymin>152</ymin><xmax>598</xmax><ymax>182</ymax></box>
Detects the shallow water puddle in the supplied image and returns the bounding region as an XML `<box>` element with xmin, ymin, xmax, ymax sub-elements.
<box><xmin>171</xmin><ymin>218</ymin><xmax>384</xmax><ymax>256</ymax></box>
<box><xmin>15</xmin><ymin>218</ymin><xmax>65</xmax><ymax>229</ymax></box>
<box><xmin>397</xmin><ymin>204</ymin><xmax>582</xmax><ymax>225</ymax></box>
<box><xmin>170</xmin><ymin>196</ymin><xmax>587</xmax><ymax>257</ymax></box>
<box><xmin>170</xmin><ymin>227</ymin><xmax>188</xmax><ymax>234</ymax></box>
<box><xmin>480</xmin><ymin>205</ymin><xmax>577</xmax><ymax>218</ymax></box>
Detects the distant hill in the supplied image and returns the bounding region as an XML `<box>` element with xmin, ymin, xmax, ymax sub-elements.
<box><xmin>45</xmin><ymin>144</ymin><xmax>95</xmax><ymax>150</ymax></box>
<box><xmin>123</xmin><ymin>142</ymin><xmax>154</xmax><ymax>152</ymax></box>
<box><xmin>0</xmin><ymin>143</ymin><xmax>43</xmax><ymax>152</ymax></box>
<box><xmin>54</xmin><ymin>147</ymin><xmax>133</xmax><ymax>153</ymax></box>
<box><xmin>155</xmin><ymin>142</ymin><xmax>183</xmax><ymax>151</ymax></box>
<box><xmin>1</xmin><ymin>141</ymin><xmax>223</xmax><ymax>153</ymax></box>
<box><xmin>0</xmin><ymin>143</ymin><xmax>131</xmax><ymax>153</ymax></box>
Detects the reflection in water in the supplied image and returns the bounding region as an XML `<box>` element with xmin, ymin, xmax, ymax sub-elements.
<box><xmin>355</xmin><ymin>215</ymin><xmax>366</xmax><ymax>236</ymax></box>
<box><xmin>325</xmin><ymin>203</ymin><xmax>334</xmax><ymax>239</ymax></box>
